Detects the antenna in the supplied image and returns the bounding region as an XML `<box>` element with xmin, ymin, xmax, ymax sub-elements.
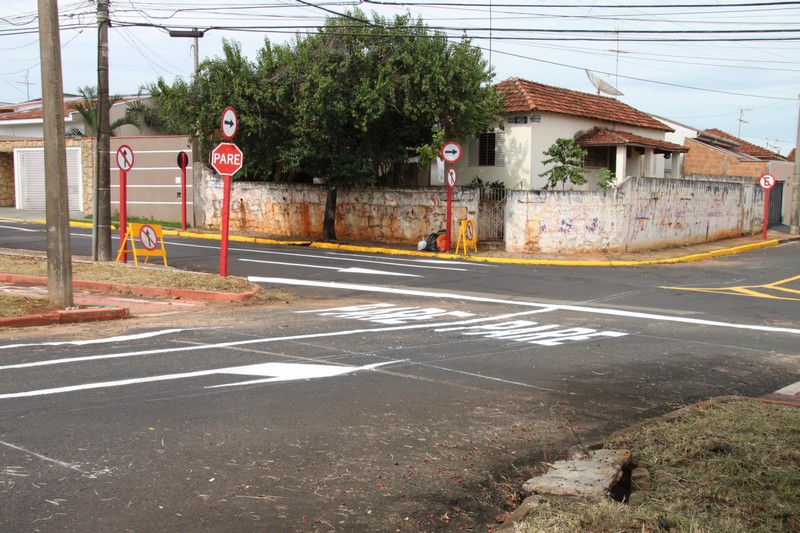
<box><xmin>737</xmin><ymin>107</ymin><xmax>750</xmax><ymax>138</ymax></box>
<box><xmin>17</xmin><ymin>70</ymin><xmax>33</xmax><ymax>101</ymax></box>
<box><xmin>585</xmin><ymin>70</ymin><xmax>623</xmax><ymax>97</ymax></box>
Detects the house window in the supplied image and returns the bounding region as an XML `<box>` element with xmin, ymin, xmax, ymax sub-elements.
<box><xmin>584</xmin><ymin>146</ymin><xmax>616</xmax><ymax>172</ymax></box>
<box><xmin>469</xmin><ymin>131</ymin><xmax>505</xmax><ymax>167</ymax></box>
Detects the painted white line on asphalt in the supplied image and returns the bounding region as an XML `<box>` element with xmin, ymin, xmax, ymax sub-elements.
<box><xmin>0</xmin><ymin>329</ymin><xmax>194</xmax><ymax>350</ymax></box>
<box><xmin>0</xmin><ymin>225</ymin><xmax>39</xmax><ymax>232</ymax></box>
<box><xmin>239</xmin><ymin>258</ymin><xmax>420</xmax><ymax>277</ymax></box>
<box><xmin>0</xmin><ymin>440</ymin><xmax>91</xmax><ymax>476</ymax></box>
<box><xmin>774</xmin><ymin>381</ymin><xmax>800</xmax><ymax>395</ymax></box>
<box><xmin>0</xmin><ymin>361</ymin><xmax>403</xmax><ymax>399</ymax></box>
<box><xmin>168</xmin><ymin>241</ymin><xmax>469</xmax><ymax>271</ymax></box>
<box><xmin>248</xmin><ymin>277</ymin><xmax>800</xmax><ymax>335</ymax></box>
<box><xmin>0</xmin><ymin>309</ymin><xmax>557</xmax><ymax>371</ymax></box>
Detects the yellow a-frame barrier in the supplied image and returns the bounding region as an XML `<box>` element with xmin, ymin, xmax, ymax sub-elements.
<box><xmin>115</xmin><ymin>223</ymin><xmax>168</xmax><ymax>266</ymax></box>
<box><xmin>455</xmin><ymin>219</ymin><xmax>477</xmax><ymax>255</ymax></box>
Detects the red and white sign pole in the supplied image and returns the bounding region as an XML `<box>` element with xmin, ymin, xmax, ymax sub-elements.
<box><xmin>211</xmin><ymin>107</ymin><xmax>242</xmax><ymax>276</ymax></box>
<box><xmin>759</xmin><ymin>173</ymin><xmax>776</xmax><ymax>240</ymax></box>
<box><xmin>116</xmin><ymin>145</ymin><xmax>134</xmax><ymax>263</ymax></box>
<box><xmin>441</xmin><ymin>142</ymin><xmax>462</xmax><ymax>253</ymax></box>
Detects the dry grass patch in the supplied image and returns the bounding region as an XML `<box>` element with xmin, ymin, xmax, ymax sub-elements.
<box><xmin>518</xmin><ymin>399</ymin><xmax>800</xmax><ymax>532</ymax></box>
<box><xmin>0</xmin><ymin>252</ymin><xmax>255</xmax><ymax>293</ymax></box>
<box><xmin>0</xmin><ymin>294</ymin><xmax>54</xmax><ymax>317</ymax></box>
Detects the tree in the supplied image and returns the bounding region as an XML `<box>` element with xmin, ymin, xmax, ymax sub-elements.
<box><xmin>283</xmin><ymin>11</ymin><xmax>503</xmax><ymax>239</ymax></box>
<box><xmin>539</xmin><ymin>138</ymin><xmax>589</xmax><ymax>190</ymax></box>
<box><xmin>146</xmin><ymin>12</ymin><xmax>503</xmax><ymax>240</ymax></box>
<box><xmin>66</xmin><ymin>86</ymin><xmax>140</xmax><ymax>137</ymax></box>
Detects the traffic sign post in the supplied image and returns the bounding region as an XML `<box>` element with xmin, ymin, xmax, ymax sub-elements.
<box><xmin>759</xmin><ymin>173</ymin><xmax>776</xmax><ymax>240</ymax></box>
<box><xmin>115</xmin><ymin>145</ymin><xmax>135</xmax><ymax>263</ymax></box>
<box><xmin>445</xmin><ymin>167</ymin><xmax>457</xmax><ymax>253</ymax></box>
<box><xmin>177</xmin><ymin>151</ymin><xmax>189</xmax><ymax>230</ymax></box>
<box><xmin>210</xmin><ymin>136</ymin><xmax>245</xmax><ymax>277</ymax></box>
<box><xmin>440</xmin><ymin>142</ymin><xmax>462</xmax><ymax>253</ymax></box>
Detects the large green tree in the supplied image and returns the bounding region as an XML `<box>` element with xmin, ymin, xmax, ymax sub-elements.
<box><xmin>148</xmin><ymin>11</ymin><xmax>503</xmax><ymax>240</ymax></box>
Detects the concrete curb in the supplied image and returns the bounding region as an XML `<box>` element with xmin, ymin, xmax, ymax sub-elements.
<box><xmin>0</xmin><ymin>273</ymin><xmax>258</xmax><ymax>302</ymax></box>
<box><xmin>1</xmin><ymin>215</ymin><xmax>798</xmax><ymax>267</ymax></box>
<box><xmin>0</xmin><ymin>306</ymin><xmax>129</xmax><ymax>328</ymax></box>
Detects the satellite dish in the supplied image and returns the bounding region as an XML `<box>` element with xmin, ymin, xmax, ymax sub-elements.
<box><xmin>586</xmin><ymin>70</ymin><xmax>623</xmax><ymax>97</ymax></box>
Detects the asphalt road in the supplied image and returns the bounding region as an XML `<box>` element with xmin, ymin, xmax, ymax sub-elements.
<box><xmin>1</xmin><ymin>221</ymin><xmax>799</xmax><ymax>531</ymax></box>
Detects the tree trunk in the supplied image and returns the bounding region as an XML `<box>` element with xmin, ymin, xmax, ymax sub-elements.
<box><xmin>322</xmin><ymin>186</ymin><xmax>337</xmax><ymax>241</ymax></box>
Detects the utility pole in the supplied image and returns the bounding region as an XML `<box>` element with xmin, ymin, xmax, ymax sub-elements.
<box><xmin>790</xmin><ymin>95</ymin><xmax>800</xmax><ymax>234</ymax></box>
<box><xmin>94</xmin><ymin>0</ymin><xmax>112</xmax><ymax>261</ymax></box>
<box><xmin>170</xmin><ymin>27</ymin><xmax>205</xmax><ymax>228</ymax></box>
<box><xmin>37</xmin><ymin>0</ymin><xmax>73</xmax><ymax>307</ymax></box>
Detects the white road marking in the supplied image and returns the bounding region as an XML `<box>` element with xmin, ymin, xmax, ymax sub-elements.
<box><xmin>0</xmin><ymin>309</ymin><xmax>562</xmax><ymax>371</ymax></box>
<box><xmin>248</xmin><ymin>277</ymin><xmax>800</xmax><ymax>335</ymax></box>
<box><xmin>0</xmin><ymin>361</ymin><xmax>403</xmax><ymax>399</ymax></box>
<box><xmin>0</xmin><ymin>329</ymin><xmax>194</xmax><ymax>350</ymax></box>
<box><xmin>239</xmin><ymin>258</ymin><xmax>420</xmax><ymax>277</ymax></box>
<box><xmin>168</xmin><ymin>240</ymin><xmax>468</xmax><ymax>271</ymax></box>
<box><xmin>0</xmin><ymin>440</ymin><xmax>104</xmax><ymax>477</ymax></box>
<box><xmin>0</xmin><ymin>225</ymin><xmax>39</xmax><ymax>232</ymax></box>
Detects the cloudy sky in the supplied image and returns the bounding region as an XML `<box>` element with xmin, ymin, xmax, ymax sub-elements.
<box><xmin>2</xmin><ymin>0</ymin><xmax>798</xmax><ymax>155</ymax></box>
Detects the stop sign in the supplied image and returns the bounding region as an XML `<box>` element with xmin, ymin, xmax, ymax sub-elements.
<box><xmin>210</xmin><ymin>142</ymin><xmax>244</xmax><ymax>176</ymax></box>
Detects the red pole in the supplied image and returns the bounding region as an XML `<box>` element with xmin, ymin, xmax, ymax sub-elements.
<box><xmin>220</xmin><ymin>174</ymin><xmax>231</xmax><ymax>276</ymax></box>
<box><xmin>763</xmin><ymin>188</ymin><xmax>770</xmax><ymax>240</ymax></box>
<box><xmin>181</xmin><ymin>165</ymin><xmax>187</xmax><ymax>231</ymax></box>
<box><xmin>446</xmin><ymin>179</ymin><xmax>454</xmax><ymax>253</ymax></box>
<box><xmin>119</xmin><ymin>169</ymin><xmax>127</xmax><ymax>263</ymax></box>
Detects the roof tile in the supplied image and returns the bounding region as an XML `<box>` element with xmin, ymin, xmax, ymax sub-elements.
<box><xmin>576</xmin><ymin>127</ymin><xmax>688</xmax><ymax>152</ymax></box>
<box><xmin>700</xmin><ymin>128</ymin><xmax>787</xmax><ymax>161</ymax></box>
<box><xmin>496</xmin><ymin>77</ymin><xmax>671</xmax><ymax>132</ymax></box>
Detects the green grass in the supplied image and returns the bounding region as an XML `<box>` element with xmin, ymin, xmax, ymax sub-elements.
<box><xmin>518</xmin><ymin>399</ymin><xmax>800</xmax><ymax>532</ymax></box>
<box><xmin>0</xmin><ymin>294</ymin><xmax>53</xmax><ymax>317</ymax></box>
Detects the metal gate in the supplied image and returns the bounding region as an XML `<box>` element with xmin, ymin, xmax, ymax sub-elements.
<box><xmin>768</xmin><ymin>181</ymin><xmax>784</xmax><ymax>226</ymax></box>
<box><xmin>478</xmin><ymin>187</ymin><xmax>506</xmax><ymax>241</ymax></box>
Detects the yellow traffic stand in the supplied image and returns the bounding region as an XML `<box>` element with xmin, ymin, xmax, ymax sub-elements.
<box><xmin>115</xmin><ymin>223</ymin><xmax>169</xmax><ymax>266</ymax></box>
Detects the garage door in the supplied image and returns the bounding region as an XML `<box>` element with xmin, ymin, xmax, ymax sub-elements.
<box><xmin>14</xmin><ymin>147</ymin><xmax>82</xmax><ymax>211</ymax></box>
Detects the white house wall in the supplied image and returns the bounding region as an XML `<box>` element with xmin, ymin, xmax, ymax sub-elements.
<box><xmin>455</xmin><ymin>112</ymin><xmax>675</xmax><ymax>191</ymax></box>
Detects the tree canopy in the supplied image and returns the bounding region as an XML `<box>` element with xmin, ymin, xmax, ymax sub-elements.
<box><xmin>539</xmin><ymin>138</ymin><xmax>589</xmax><ymax>190</ymax></box>
<box><xmin>148</xmin><ymin>11</ymin><xmax>503</xmax><ymax>186</ymax></box>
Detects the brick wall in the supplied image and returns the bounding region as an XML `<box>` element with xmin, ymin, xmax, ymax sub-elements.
<box><xmin>683</xmin><ymin>138</ymin><xmax>769</xmax><ymax>179</ymax></box>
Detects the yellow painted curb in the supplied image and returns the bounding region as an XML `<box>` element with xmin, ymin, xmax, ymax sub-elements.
<box><xmin>1</xmin><ymin>215</ymin><xmax>790</xmax><ymax>267</ymax></box>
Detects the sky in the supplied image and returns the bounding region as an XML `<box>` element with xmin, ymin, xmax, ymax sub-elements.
<box><xmin>1</xmin><ymin>0</ymin><xmax>799</xmax><ymax>155</ymax></box>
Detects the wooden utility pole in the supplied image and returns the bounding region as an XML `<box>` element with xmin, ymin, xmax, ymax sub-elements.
<box><xmin>94</xmin><ymin>0</ymin><xmax>112</xmax><ymax>261</ymax></box>
<box><xmin>37</xmin><ymin>0</ymin><xmax>73</xmax><ymax>307</ymax></box>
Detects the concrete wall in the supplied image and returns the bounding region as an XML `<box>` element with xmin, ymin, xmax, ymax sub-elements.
<box><xmin>110</xmin><ymin>136</ymin><xmax>193</xmax><ymax>222</ymax></box>
<box><xmin>200</xmin><ymin>172</ymin><xmax>761</xmax><ymax>253</ymax></box>
<box><xmin>200</xmin><ymin>170</ymin><xmax>479</xmax><ymax>243</ymax></box>
<box><xmin>504</xmin><ymin>176</ymin><xmax>760</xmax><ymax>254</ymax></box>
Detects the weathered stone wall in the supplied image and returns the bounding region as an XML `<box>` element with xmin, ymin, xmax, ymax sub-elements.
<box><xmin>620</xmin><ymin>177</ymin><xmax>758</xmax><ymax>252</ymax></box>
<box><xmin>200</xmin><ymin>172</ymin><xmax>761</xmax><ymax>253</ymax></box>
<box><xmin>0</xmin><ymin>151</ymin><xmax>13</xmax><ymax>207</ymax></box>
<box><xmin>200</xmin><ymin>172</ymin><xmax>479</xmax><ymax>243</ymax></box>
<box><xmin>504</xmin><ymin>177</ymin><xmax>759</xmax><ymax>253</ymax></box>
<box><xmin>504</xmin><ymin>190</ymin><xmax>622</xmax><ymax>253</ymax></box>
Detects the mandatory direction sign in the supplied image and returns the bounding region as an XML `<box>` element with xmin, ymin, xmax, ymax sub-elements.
<box><xmin>441</xmin><ymin>141</ymin><xmax>462</xmax><ymax>163</ymax></box>
<box><xmin>210</xmin><ymin>142</ymin><xmax>244</xmax><ymax>176</ymax></box>
<box><xmin>221</xmin><ymin>107</ymin><xmax>239</xmax><ymax>140</ymax></box>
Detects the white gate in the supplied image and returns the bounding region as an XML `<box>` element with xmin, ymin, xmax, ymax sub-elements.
<box><xmin>14</xmin><ymin>147</ymin><xmax>82</xmax><ymax>211</ymax></box>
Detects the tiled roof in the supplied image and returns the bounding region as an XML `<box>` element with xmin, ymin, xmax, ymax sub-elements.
<box><xmin>0</xmin><ymin>100</ymin><xmax>83</xmax><ymax>122</ymax></box>
<box><xmin>699</xmin><ymin>128</ymin><xmax>787</xmax><ymax>161</ymax></box>
<box><xmin>788</xmin><ymin>148</ymin><xmax>795</xmax><ymax>162</ymax></box>
<box><xmin>496</xmin><ymin>77</ymin><xmax>671</xmax><ymax>132</ymax></box>
<box><xmin>576</xmin><ymin>127</ymin><xmax>688</xmax><ymax>152</ymax></box>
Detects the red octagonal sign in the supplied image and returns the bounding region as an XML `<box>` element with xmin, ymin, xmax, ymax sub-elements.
<box><xmin>210</xmin><ymin>142</ymin><xmax>244</xmax><ymax>176</ymax></box>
